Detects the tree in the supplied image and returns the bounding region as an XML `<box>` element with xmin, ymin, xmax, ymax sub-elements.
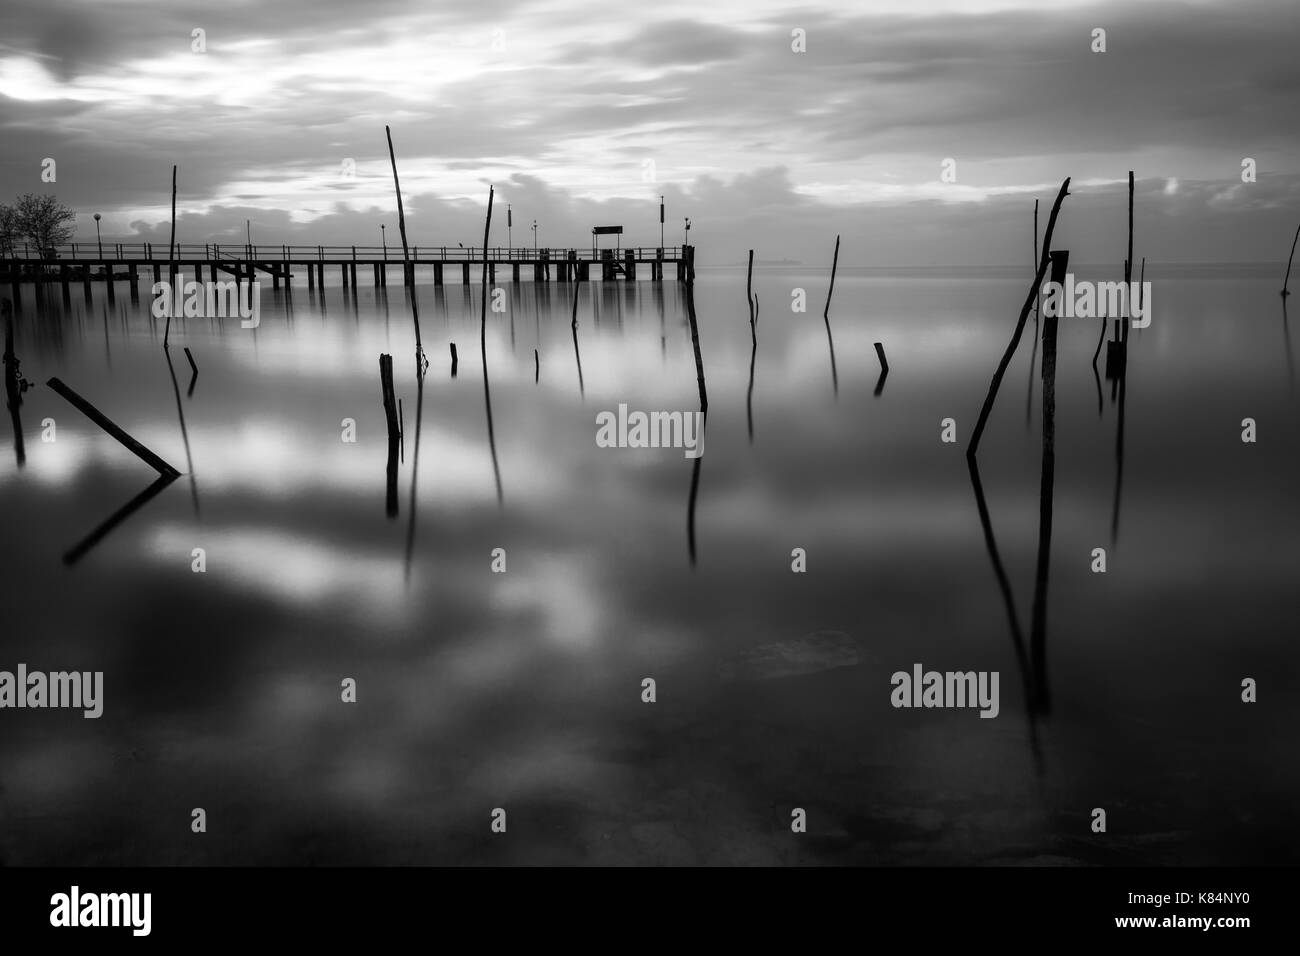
<box><xmin>0</xmin><ymin>204</ymin><xmax>17</xmax><ymax>259</ymax></box>
<box><xmin>13</xmin><ymin>194</ymin><xmax>76</xmax><ymax>256</ymax></box>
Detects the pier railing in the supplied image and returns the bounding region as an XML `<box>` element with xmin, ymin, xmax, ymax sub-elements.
<box><xmin>7</xmin><ymin>243</ymin><xmax>685</xmax><ymax>262</ymax></box>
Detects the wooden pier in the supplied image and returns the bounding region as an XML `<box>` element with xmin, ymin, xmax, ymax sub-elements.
<box><xmin>1</xmin><ymin>242</ymin><xmax>695</xmax><ymax>301</ymax></box>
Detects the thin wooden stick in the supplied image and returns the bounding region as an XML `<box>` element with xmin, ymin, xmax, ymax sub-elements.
<box><xmin>1282</xmin><ymin>224</ymin><xmax>1299</xmax><ymax>297</ymax></box>
<box><xmin>746</xmin><ymin>249</ymin><xmax>755</xmax><ymax>328</ymax></box>
<box><xmin>822</xmin><ymin>235</ymin><xmax>840</xmax><ymax>396</ymax></box>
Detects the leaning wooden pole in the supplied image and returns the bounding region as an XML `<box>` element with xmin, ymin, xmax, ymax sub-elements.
<box><xmin>479</xmin><ymin>185</ymin><xmax>494</xmax><ymax>352</ymax></box>
<box><xmin>47</xmin><ymin>377</ymin><xmax>180</xmax><ymax>478</ymax></box>
<box><xmin>386</xmin><ymin>126</ymin><xmax>424</xmax><ymax>367</ymax></box>
<box><xmin>164</xmin><ymin>164</ymin><xmax>177</xmax><ymax>348</ymax></box>
<box><xmin>967</xmin><ymin>177</ymin><xmax>1071</xmax><ymax>459</ymax></box>
<box><xmin>1033</xmin><ymin>199</ymin><xmax>1039</xmax><ymax>318</ymax></box>
<box><xmin>1282</xmin><ymin>223</ymin><xmax>1300</xmax><ymax>297</ymax></box>
<box><xmin>385</xmin><ymin>126</ymin><xmax>412</xmax><ymax>281</ymax></box>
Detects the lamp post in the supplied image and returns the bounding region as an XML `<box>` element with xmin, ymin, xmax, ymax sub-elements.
<box><xmin>684</xmin><ymin>217</ymin><xmax>691</xmax><ymax>248</ymax></box>
<box><xmin>381</xmin><ymin>223</ymin><xmax>387</xmax><ymax>259</ymax></box>
<box><xmin>93</xmin><ymin>213</ymin><xmax>102</xmax><ymax>258</ymax></box>
<box><xmin>659</xmin><ymin>195</ymin><xmax>664</xmax><ymax>251</ymax></box>
<box><xmin>532</xmin><ymin>219</ymin><xmax>538</xmax><ymax>257</ymax></box>
<box><xmin>507</xmin><ymin>204</ymin><xmax>512</xmax><ymax>258</ymax></box>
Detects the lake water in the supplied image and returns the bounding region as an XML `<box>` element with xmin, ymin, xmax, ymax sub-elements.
<box><xmin>1</xmin><ymin>265</ymin><xmax>1296</xmax><ymax>865</ymax></box>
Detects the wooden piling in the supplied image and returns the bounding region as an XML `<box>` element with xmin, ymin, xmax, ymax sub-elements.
<box><xmin>46</xmin><ymin>377</ymin><xmax>180</xmax><ymax>478</ymax></box>
<box><xmin>534</xmin><ymin>348</ymin><xmax>539</xmax><ymax>383</ymax></box>
<box><xmin>450</xmin><ymin>342</ymin><xmax>458</xmax><ymax>376</ymax></box>
<box><xmin>874</xmin><ymin>341</ymin><xmax>889</xmax><ymax>373</ymax></box>
<box><xmin>379</xmin><ymin>353</ymin><xmax>399</xmax><ymax>517</ymax></box>
<box><xmin>379</xmin><ymin>355</ymin><xmax>398</xmax><ymax>430</ymax></box>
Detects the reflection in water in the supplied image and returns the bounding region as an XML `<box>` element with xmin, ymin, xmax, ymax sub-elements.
<box><xmin>3</xmin><ymin>268</ymin><xmax>1296</xmax><ymax>867</ymax></box>
<box><xmin>747</xmin><ymin>294</ymin><xmax>758</xmax><ymax>444</ymax></box>
<box><xmin>164</xmin><ymin>346</ymin><xmax>200</xmax><ymax>516</ymax></box>
<box><xmin>404</xmin><ymin>366</ymin><xmax>426</xmax><ymax>584</ymax></box>
<box><xmin>821</xmin><ymin>237</ymin><xmax>841</xmax><ymax>399</ymax></box>
<box><xmin>1284</xmin><ymin>298</ymin><xmax>1294</xmax><ymax>393</ymax></box>
<box><xmin>685</xmin><ymin>277</ymin><xmax>708</xmax><ymax>565</ymax></box>
<box><xmin>1025</xmin><ymin>312</ymin><xmax>1038</xmax><ymax>428</ymax></box>
<box><xmin>1029</xmin><ymin>252</ymin><xmax>1067</xmax><ymax>719</ymax></box>
<box><xmin>966</xmin><ymin>455</ymin><xmax>1041</xmax><ymax>768</ymax></box>
<box><xmin>63</xmin><ymin>474</ymin><xmax>175</xmax><ymax>566</ymax></box>
<box><xmin>4</xmin><ymin>301</ymin><xmax>26</xmax><ymax>468</ymax></box>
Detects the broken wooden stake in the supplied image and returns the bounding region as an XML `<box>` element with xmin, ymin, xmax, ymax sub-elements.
<box><xmin>46</xmin><ymin>377</ymin><xmax>180</xmax><ymax>478</ymax></box>
<box><xmin>450</xmin><ymin>342</ymin><xmax>458</xmax><ymax>376</ymax></box>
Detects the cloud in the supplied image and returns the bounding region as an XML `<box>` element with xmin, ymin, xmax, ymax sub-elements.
<box><xmin>0</xmin><ymin>0</ymin><xmax>1296</xmax><ymax>265</ymax></box>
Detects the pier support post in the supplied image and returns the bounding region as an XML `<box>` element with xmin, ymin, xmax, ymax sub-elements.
<box><xmin>60</xmin><ymin>264</ymin><xmax>71</xmax><ymax>304</ymax></box>
<box><xmin>153</xmin><ymin>263</ymin><xmax>161</xmax><ymax>284</ymax></box>
<box><xmin>624</xmin><ymin>250</ymin><xmax>636</xmax><ymax>280</ymax></box>
<box><xmin>433</xmin><ymin>263</ymin><xmax>442</xmax><ymax>286</ymax></box>
<box><xmin>462</xmin><ymin>262</ymin><xmax>470</xmax><ymax>285</ymax></box>
<box><xmin>512</xmin><ymin>263</ymin><xmax>519</xmax><ymax>283</ymax></box>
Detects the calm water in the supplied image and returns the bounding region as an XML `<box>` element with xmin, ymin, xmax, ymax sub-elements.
<box><xmin>1</xmin><ymin>266</ymin><xmax>1297</xmax><ymax>865</ymax></box>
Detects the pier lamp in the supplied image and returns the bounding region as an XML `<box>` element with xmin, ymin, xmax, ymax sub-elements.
<box><xmin>532</xmin><ymin>219</ymin><xmax>538</xmax><ymax>257</ymax></box>
<box><xmin>93</xmin><ymin>213</ymin><xmax>102</xmax><ymax>258</ymax></box>
<box><xmin>381</xmin><ymin>223</ymin><xmax>387</xmax><ymax>258</ymax></box>
<box><xmin>684</xmin><ymin>217</ymin><xmax>691</xmax><ymax>248</ymax></box>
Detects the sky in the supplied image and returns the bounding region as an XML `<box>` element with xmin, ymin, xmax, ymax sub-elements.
<box><xmin>0</xmin><ymin>0</ymin><xmax>1297</xmax><ymax>266</ymax></box>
